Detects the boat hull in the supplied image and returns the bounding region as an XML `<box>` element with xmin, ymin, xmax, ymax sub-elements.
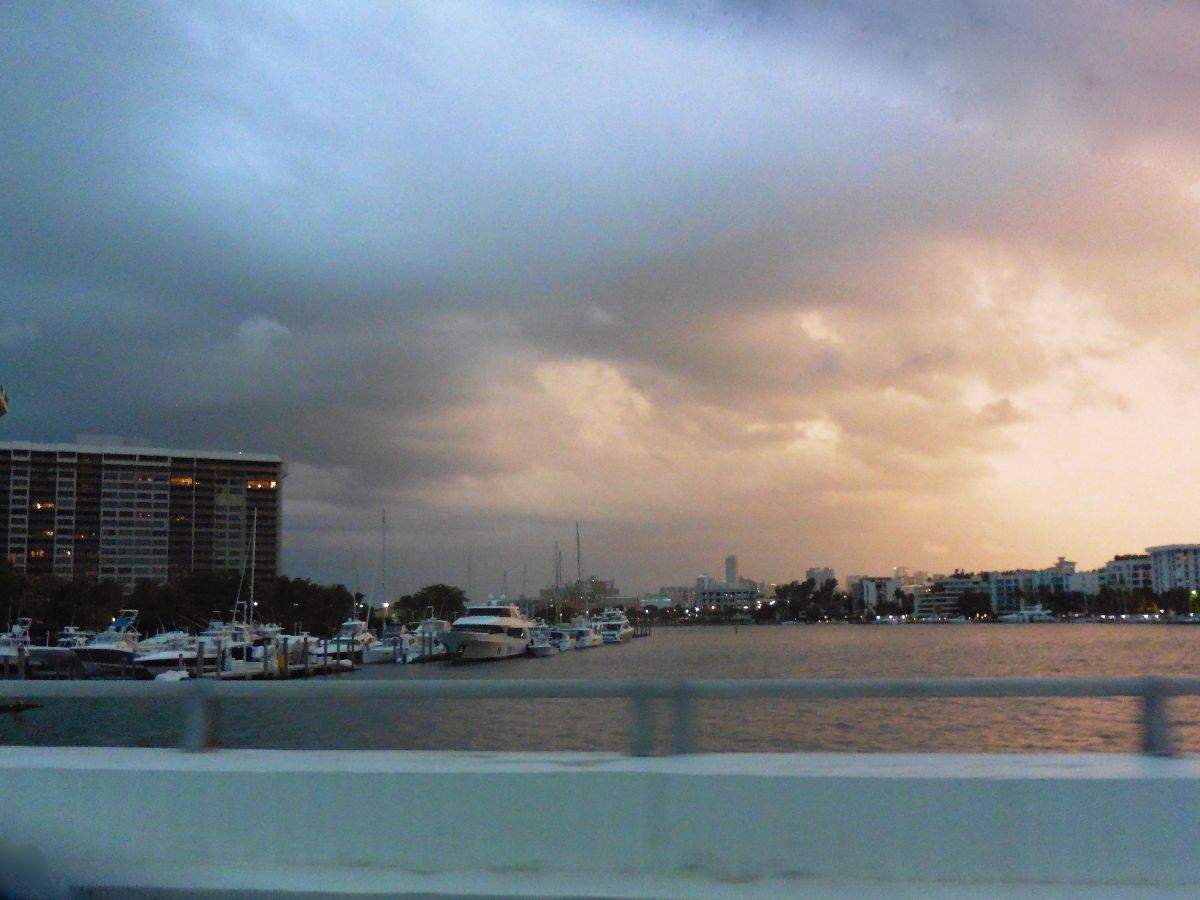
<box><xmin>438</xmin><ymin>630</ymin><xmax>529</xmax><ymax>661</ymax></box>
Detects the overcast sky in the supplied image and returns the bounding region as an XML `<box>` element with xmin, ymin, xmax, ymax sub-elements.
<box><xmin>4</xmin><ymin>1</ymin><xmax>1200</xmax><ymax>597</ymax></box>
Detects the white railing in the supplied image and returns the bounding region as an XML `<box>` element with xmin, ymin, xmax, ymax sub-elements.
<box><xmin>3</xmin><ymin>675</ymin><xmax>1197</xmax><ymax>756</ymax></box>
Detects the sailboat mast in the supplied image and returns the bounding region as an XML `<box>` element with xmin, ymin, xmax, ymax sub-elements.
<box><xmin>576</xmin><ymin>522</ymin><xmax>584</xmax><ymax>616</ymax></box>
<box><xmin>248</xmin><ymin>508</ymin><xmax>257</xmax><ymax>630</ymax></box>
<box><xmin>380</xmin><ymin>508</ymin><xmax>387</xmax><ymax>627</ymax></box>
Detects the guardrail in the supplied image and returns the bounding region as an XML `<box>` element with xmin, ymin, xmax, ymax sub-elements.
<box><xmin>3</xmin><ymin>676</ymin><xmax>1196</xmax><ymax>756</ymax></box>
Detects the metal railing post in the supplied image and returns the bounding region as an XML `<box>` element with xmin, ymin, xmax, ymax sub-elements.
<box><xmin>182</xmin><ymin>681</ymin><xmax>220</xmax><ymax>752</ymax></box>
<box><xmin>1141</xmin><ymin>677</ymin><xmax>1174</xmax><ymax>757</ymax></box>
<box><xmin>672</xmin><ymin>680</ymin><xmax>694</xmax><ymax>755</ymax></box>
<box><xmin>630</xmin><ymin>680</ymin><xmax>654</xmax><ymax>757</ymax></box>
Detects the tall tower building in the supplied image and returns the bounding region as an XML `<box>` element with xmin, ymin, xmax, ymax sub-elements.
<box><xmin>725</xmin><ymin>555</ymin><xmax>738</xmax><ymax>588</ymax></box>
<box><xmin>0</xmin><ymin>441</ymin><xmax>285</xmax><ymax>591</ymax></box>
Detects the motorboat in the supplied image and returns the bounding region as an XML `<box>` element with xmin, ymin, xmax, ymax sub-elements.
<box><xmin>564</xmin><ymin>618</ymin><xmax>602</xmax><ymax>649</ymax></box>
<box><xmin>548</xmin><ymin>626</ymin><xmax>575</xmax><ymax>652</ymax></box>
<box><xmin>528</xmin><ymin>623</ymin><xmax>558</xmax><ymax>657</ymax></box>
<box><xmin>364</xmin><ymin>621</ymin><xmax>411</xmax><ymax>664</ymax></box>
<box><xmin>133</xmin><ymin>630</ymin><xmax>196</xmax><ymax>677</ymax></box>
<box><xmin>403</xmin><ymin>607</ymin><xmax>450</xmax><ymax>662</ymax></box>
<box><xmin>73</xmin><ymin>609</ymin><xmax>141</xmax><ymax>675</ymax></box>
<box><xmin>598</xmin><ymin>608</ymin><xmax>634</xmax><ymax>643</ymax></box>
<box><xmin>309</xmin><ymin>617</ymin><xmax>380</xmax><ymax>665</ymax></box>
<box><xmin>55</xmin><ymin>625</ymin><xmax>95</xmax><ymax>648</ymax></box>
<box><xmin>437</xmin><ymin>595</ymin><xmax>532</xmax><ymax>661</ymax></box>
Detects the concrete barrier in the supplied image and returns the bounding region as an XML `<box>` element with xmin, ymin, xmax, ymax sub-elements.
<box><xmin>3</xmin><ymin>747</ymin><xmax>1199</xmax><ymax>897</ymax></box>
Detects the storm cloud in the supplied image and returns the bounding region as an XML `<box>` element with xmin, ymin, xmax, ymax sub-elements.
<box><xmin>4</xmin><ymin>1</ymin><xmax>1200</xmax><ymax>594</ymax></box>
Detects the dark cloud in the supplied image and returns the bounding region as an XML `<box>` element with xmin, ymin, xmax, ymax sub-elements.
<box><xmin>4</xmin><ymin>1</ymin><xmax>1200</xmax><ymax>593</ymax></box>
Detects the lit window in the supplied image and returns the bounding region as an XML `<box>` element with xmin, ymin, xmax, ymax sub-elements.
<box><xmin>29</xmin><ymin>549</ymin><xmax>47</xmax><ymax>559</ymax></box>
<box><xmin>170</xmin><ymin>476</ymin><xmax>194</xmax><ymax>487</ymax></box>
<box><xmin>247</xmin><ymin>479</ymin><xmax>277</xmax><ymax>490</ymax></box>
<box><xmin>31</xmin><ymin>500</ymin><xmax>55</xmax><ymax>510</ymax></box>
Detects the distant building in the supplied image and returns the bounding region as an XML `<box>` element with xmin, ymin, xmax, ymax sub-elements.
<box><xmin>0</xmin><ymin>440</ymin><xmax>284</xmax><ymax>592</ymax></box>
<box><xmin>915</xmin><ymin>573</ymin><xmax>987</xmax><ymax>618</ymax></box>
<box><xmin>0</xmin><ymin>386</ymin><xmax>7</xmax><ymax>419</ymax></box>
<box><xmin>806</xmin><ymin>566</ymin><xmax>835</xmax><ymax>587</ymax></box>
<box><xmin>695</xmin><ymin>584</ymin><xmax>762</xmax><ymax>614</ymax></box>
<box><xmin>725</xmin><ymin>555</ymin><xmax>738</xmax><ymax>587</ymax></box>
<box><xmin>854</xmin><ymin>576</ymin><xmax>901</xmax><ymax>614</ymax></box>
<box><xmin>1100</xmin><ymin>554</ymin><xmax>1152</xmax><ymax>594</ymax></box>
<box><xmin>1147</xmin><ymin>545</ymin><xmax>1200</xmax><ymax>595</ymax></box>
<box><xmin>988</xmin><ymin>557</ymin><xmax>1077</xmax><ymax>615</ymax></box>
<box><xmin>651</xmin><ymin>585</ymin><xmax>693</xmax><ymax>608</ymax></box>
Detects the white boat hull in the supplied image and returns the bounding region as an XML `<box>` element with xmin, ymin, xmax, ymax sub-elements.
<box><xmin>439</xmin><ymin>630</ymin><xmax>530</xmax><ymax>661</ymax></box>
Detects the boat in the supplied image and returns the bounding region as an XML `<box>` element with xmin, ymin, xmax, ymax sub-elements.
<box><xmin>548</xmin><ymin>626</ymin><xmax>575</xmax><ymax>652</ymax></box>
<box><xmin>133</xmin><ymin>630</ymin><xmax>195</xmax><ymax>677</ymax></box>
<box><xmin>564</xmin><ymin>618</ymin><xmax>602</xmax><ymax>649</ymax></box>
<box><xmin>55</xmin><ymin>625</ymin><xmax>95</xmax><ymax>648</ymax></box>
<box><xmin>364</xmin><ymin>621</ymin><xmax>411</xmax><ymax>664</ymax></box>
<box><xmin>0</xmin><ymin>618</ymin><xmax>34</xmax><ymax>671</ymax></box>
<box><xmin>404</xmin><ymin>608</ymin><xmax>450</xmax><ymax>662</ymax></box>
<box><xmin>598</xmin><ymin>608</ymin><xmax>634</xmax><ymax>643</ymax></box>
<box><xmin>998</xmin><ymin>604</ymin><xmax>1056</xmax><ymax>623</ymax></box>
<box><xmin>73</xmin><ymin>610</ymin><xmax>141</xmax><ymax>675</ymax></box>
<box><xmin>437</xmin><ymin>595</ymin><xmax>532</xmax><ymax>661</ymax></box>
<box><xmin>528</xmin><ymin>623</ymin><xmax>559</xmax><ymax>657</ymax></box>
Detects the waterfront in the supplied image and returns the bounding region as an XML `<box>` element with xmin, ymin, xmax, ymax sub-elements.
<box><xmin>4</xmin><ymin>624</ymin><xmax>1200</xmax><ymax>753</ymax></box>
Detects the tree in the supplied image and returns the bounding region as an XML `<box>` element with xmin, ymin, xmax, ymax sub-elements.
<box><xmin>957</xmin><ymin>589</ymin><xmax>992</xmax><ymax>620</ymax></box>
<box><xmin>0</xmin><ymin>559</ymin><xmax>27</xmax><ymax>627</ymax></box>
<box><xmin>406</xmin><ymin>584</ymin><xmax>467</xmax><ymax>619</ymax></box>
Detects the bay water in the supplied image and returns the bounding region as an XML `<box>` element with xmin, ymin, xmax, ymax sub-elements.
<box><xmin>4</xmin><ymin>623</ymin><xmax>1199</xmax><ymax>753</ymax></box>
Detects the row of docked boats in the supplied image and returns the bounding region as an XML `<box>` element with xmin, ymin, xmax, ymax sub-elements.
<box><xmin>0</xmin><ymin>603</ymin><xmax>455</xmax><ymax>679</ymax></box>
<box><xmin>438</xmin><ymin>596</ymin><xmax>634</xmax><ymax>662</ymax></box>
<box><xmin>1</xmin><ymin>598</ymin><xmax>637</xmax><ymax>677</ymax></box>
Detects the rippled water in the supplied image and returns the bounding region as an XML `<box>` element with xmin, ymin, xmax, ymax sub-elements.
<box><xmin>4</xmin><ymin>624</ymin><xmax>1200</xmax><ymax>753</ymax></box>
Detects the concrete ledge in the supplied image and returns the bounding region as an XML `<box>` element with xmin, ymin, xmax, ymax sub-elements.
<box><xmin>3</xmin><ymin>749</ymin><xmax>1198</xmax><ymax>895</ymax></box>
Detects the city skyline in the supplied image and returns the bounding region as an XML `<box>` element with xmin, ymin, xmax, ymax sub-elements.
<box><xmin>5</xmin><ymin>3</ymin><xmax>1200</xmax><ymax>597</ymax></box>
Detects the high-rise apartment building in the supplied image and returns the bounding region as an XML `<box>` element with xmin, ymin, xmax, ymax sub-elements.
<box><xmin>0</xmin><ymin>441</ymin><xmax>285</xmax><ymax>591</ymax></box>
<box><xmin>725</xmin><ymin>555</ymin><xmax>738</xmax><ymax>587</ymax></box>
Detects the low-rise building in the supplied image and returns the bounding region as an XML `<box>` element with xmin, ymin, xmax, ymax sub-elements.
<box><xmin>915</xmin><ymin>573</ymin><xmax>988</xmax><ymax>619</ymax></box>
<box><xmin>1101</xmin><ymin>554</ymin><xmax>1152</xmax><ymax>593</ymax></box>
<box><xmin>1147</xmin><ymin>545</ymin><xmax>1200</xmax><ymax>595</ymax></box>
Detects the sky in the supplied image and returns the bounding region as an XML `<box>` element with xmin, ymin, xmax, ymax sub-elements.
<box><xmin>4</xmin><ymin>1</ymin><xmax>1200</xmax><ymax>598</ymax></box>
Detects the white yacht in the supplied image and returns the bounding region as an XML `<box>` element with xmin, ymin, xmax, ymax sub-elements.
<box><xmin>598</xmin><ymin>608</ymin><xmax>635</xmax><ymax>643</ymax></box>
<box><xmin>73</xmin><ymin>609</ymin><xmax>141</xmax><ymax>675</ymax></box>
<box><xmin>998</xmin><ymin>604</ymin><xmax>1056</xmax><ymax>623</ymax></box>
<box><xmin>437</xmin><ymin>596</ymin><xmax>532</xmax><ymax>661</ymax></box>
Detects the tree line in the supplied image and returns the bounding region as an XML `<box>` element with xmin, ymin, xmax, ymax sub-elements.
<box><xmin>0</xmin><ymin>559</ymin><xmax>472</xmax><ymax>639</ymax></box>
